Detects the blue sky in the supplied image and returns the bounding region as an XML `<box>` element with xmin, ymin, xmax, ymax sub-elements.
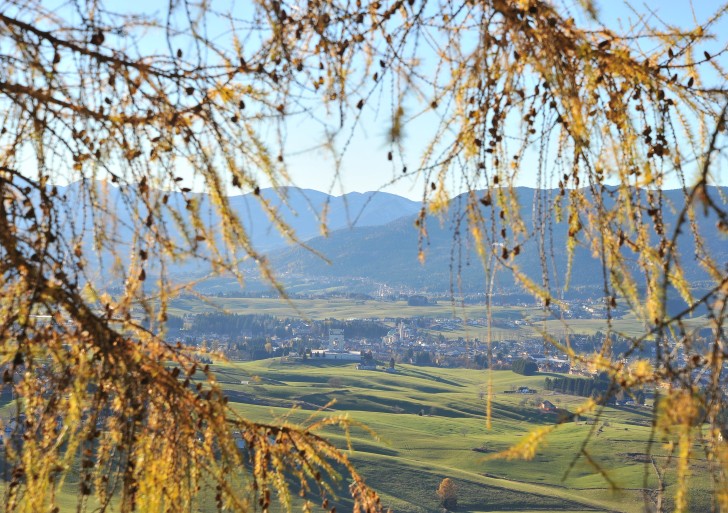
<box><xmin>31</xmin><ymin>0</ymin><xmax>728</xmax><ymax>199</ymax></box>
<box><xmin>276</xmin><ymin>1</ymin><xmax>728</xmax><ymax>199</ymax></box>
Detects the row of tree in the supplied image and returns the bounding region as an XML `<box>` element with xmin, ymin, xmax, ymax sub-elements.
<box><xmin>544</xmin><ymin>376</ymin><xmax>609</xmax><ymax>398</ymax></box>
<box><xmin>544</xmin><ymin>375</ymin><xmax>646</xmax><ymax>405</ymax></box>
<box><xmin>188</xmin><ymin>313</ymin><xmax>390</xmax><ymax>340</ymax></box>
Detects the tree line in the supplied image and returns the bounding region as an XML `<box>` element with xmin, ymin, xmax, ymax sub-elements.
<box><xmin>544</xmin><ymin>374</ymin><xmax>646</xmax><ymax>405</ymax></box>
<box><xmin>187</xmin><ymin>313</ymin><xmax>389</xmax><ymax>340</ymax></box>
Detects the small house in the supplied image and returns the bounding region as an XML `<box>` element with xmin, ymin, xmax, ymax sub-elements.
<box><xmin>540</xmin><ymin>400</ymin><xmax>556</xmax><ymax>412</ymax></box>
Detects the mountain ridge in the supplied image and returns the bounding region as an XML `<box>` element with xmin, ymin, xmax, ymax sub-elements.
<box><xmin>265</xmin><ymin>186</ymin><xmax>728</xmax><ymax>295</ymax></box>
<box><xmin>48</xmin><ymin>181</ymin><xmax>726</xmax><ymax>297</ymax></box>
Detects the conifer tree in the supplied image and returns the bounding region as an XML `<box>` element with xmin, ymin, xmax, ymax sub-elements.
<box><xmin>0</xmin><ymin>1</ymin><xmax>726</xmax><ymax>511</ymax></box>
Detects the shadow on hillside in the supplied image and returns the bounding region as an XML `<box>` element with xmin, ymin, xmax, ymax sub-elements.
<box><xmin>401</xmin><ymin>367</ymin><xmax>465</xmax><ymax>387</ymax></box>
<box><xmin>349</xmin><ymin>457</ymin><xmax>598</xmax><ymax>512</ymax></box>
<box><xmin>535</xmin><ymin>371</ymin><xmax>567</xmax><ymax>379</ymax></box>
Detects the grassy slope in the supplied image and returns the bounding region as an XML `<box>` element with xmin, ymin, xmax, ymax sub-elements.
<box><xmin>6</xmin><ymin>361</ymin><xmax>714</xmax><ymax>512</ymax></box>
<box><xmin>216</xmin><ymin>360</ymin><xmax>715</xmax><ymax>512</ymax></box>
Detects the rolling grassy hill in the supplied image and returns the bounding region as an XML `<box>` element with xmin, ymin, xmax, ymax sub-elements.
<box><xmin>213</xmin><ymin>360</ymin><xmax>714</xmax><ymax>512</ymax></box>
<box><xmin>2</xmin><ymin>361</ymin><xmax>714</xmax><ymax>512</ymax></box>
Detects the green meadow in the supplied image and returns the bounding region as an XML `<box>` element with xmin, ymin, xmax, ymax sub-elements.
<box><xmin>168</xmin><ymin>296</ymin><xmax>710</xmax><ymax>339</ymax></box>
<box><xmin>2</xmin><ymin>361</ymin><xmax>715</xmax><ymax>512</ymax></box>
<box><xmin>213</xmin><ymin>360</ymin><xmax>714</xmax><ymax>512</ymax></box>
<box><xmin>168</xmin><ymin>296</ymin><xmax>501</xmax><ymax>319</ymax></box>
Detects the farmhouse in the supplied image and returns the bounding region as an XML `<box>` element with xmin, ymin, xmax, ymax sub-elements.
<box><xmin>540</xmin><ymin>400</ymin><xmax>557</xmax><ymax>412</ymax></box>
<box><xmin>503</xmin><ymin>386</ymin><xmax>538</xmax><ymax>395</ymax></box>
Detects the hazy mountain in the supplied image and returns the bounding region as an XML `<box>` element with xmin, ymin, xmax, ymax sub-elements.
<box><xmin>268</xmin><ymin>187</ymin><xmax>727</xmax><ymax>295</ymax></box>
<box><xmin>227</xmin><ymin>187</ymin><xmax>422</xmax><ymax>250</ymax></box>
<box><xmin>55</xmin><ymin>182</ymin><xmax>421</xmax><ymax>254</ymax></box>
<box><xmin>50</xmin><ymin>182</ymin><xmax>725</xmax><ymax>298</ymax></box>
